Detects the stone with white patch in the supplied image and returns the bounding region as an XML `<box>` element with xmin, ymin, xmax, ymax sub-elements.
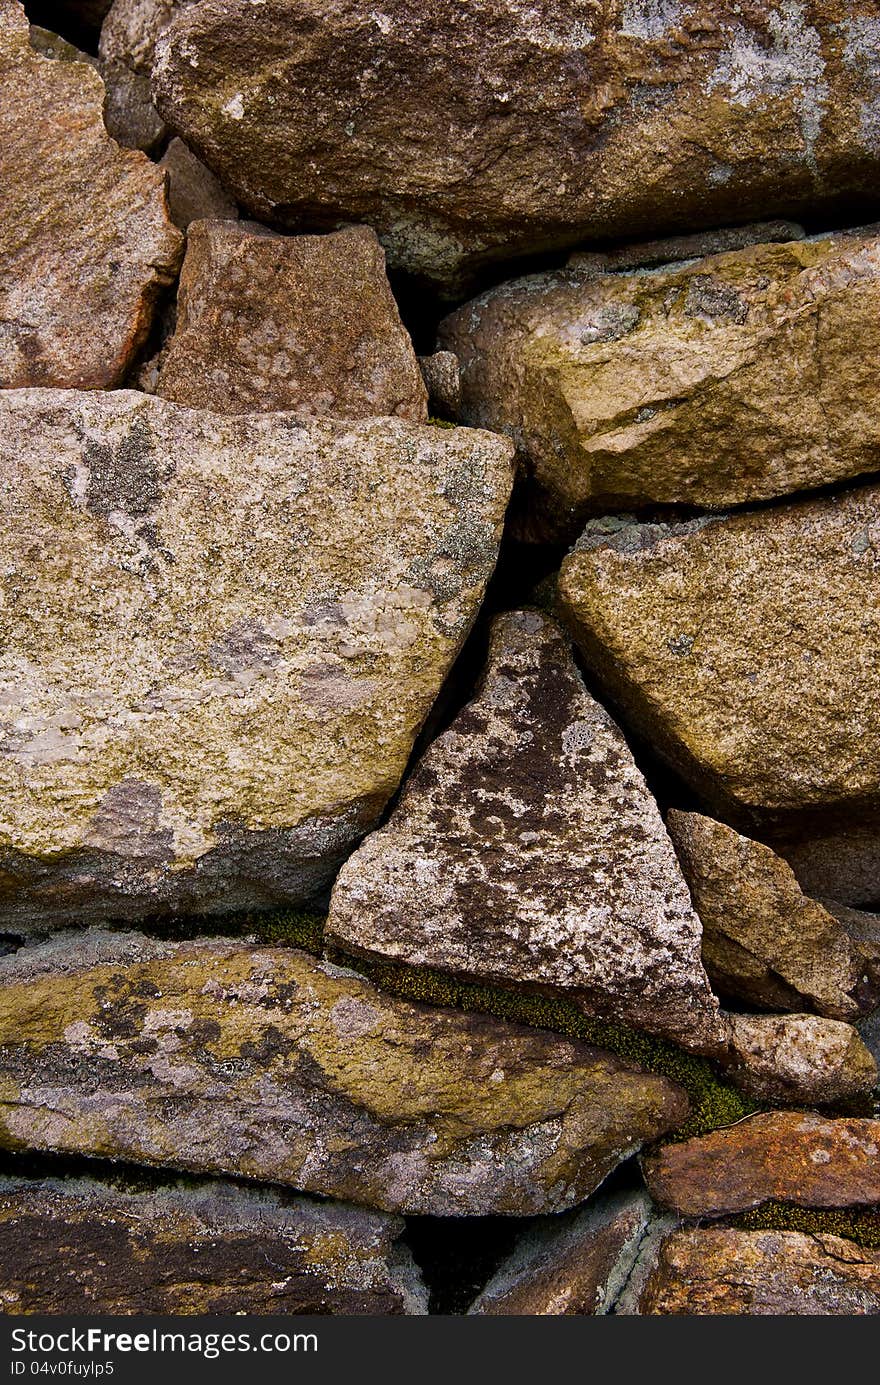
<box><xmin>327</xmin><ymin>610</ymin><xmax>725</xmax><ymax>1052</ymax></box>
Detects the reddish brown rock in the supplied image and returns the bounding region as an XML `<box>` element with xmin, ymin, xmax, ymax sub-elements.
<box><xmin>668</xmin><ymin>810</ymin><xmax>880</xmax><ymax>1021</ymax></box>
<box><xmin>644</xmin><ymin>1112</ymin><xmax>880</xmax><ymax>1218</ymax></box>
<box><xmin>634</xmin><ymin>1228</ymin><xmax>880</xmax><ymax>1315</ymax></box>
<box><xmin>0</xmin><ymin>2</ymin><xmax>181</xmax><ymax>388</ymax></box>
<box><xmin>156</xmin><ymin>221</ymin><xmax>427</xmax><ymax>420</ymax></box>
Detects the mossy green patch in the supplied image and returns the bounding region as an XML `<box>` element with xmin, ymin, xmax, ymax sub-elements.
<box><xmin>731</xmin><ymin>1200</ymin><xmax>880</xmax><ymax>1250</ymax></box>
<box><xmin>114</xmin><ymin>908</ymin><xmax>326</xmax><ymax>956</ymax></box>
<box><xmin>428</xmin><ymin>417</ymin><xmax>457</xmax><ymax>429</ymax></box>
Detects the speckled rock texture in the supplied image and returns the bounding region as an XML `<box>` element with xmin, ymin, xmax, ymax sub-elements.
<box><xmin>558</xmin><ymin>489</ymin><xmax>880</xmax><ymax>831</ymax></box>
<box><xmin>151</xmin><ymin>1</ymin><xmax>880</xmax><ymax>290</ymax></box>
<box><xmin>0</xmin><ymin>2</ymin><xmax>181</xmax><ymax>389</ymax></box>
<box><xmin>327</xmin><ymin>610</ymin><xmax>725</xmax><ymax>1052</ymax></box>
<box><xmin>644</xmin><ymin>1112</ymin><xmax>880</xmax><ymax>1218</ymax></box>
<box><xmin>99</xmin><ymin>0</ymin><xmax>194</xmax><ymax>150</ymax></box>
<box><xmin>0</xmin><ymin>1175</ymin><xmax>427</xmax><ymax>1314</ymax></box>
<box><xmin>724</xmin><ymin>1012</ymin><xmax>877</xmax><ymax>1104</ymax></box>
<box><xmin>668</xmin><ymin>810</ymin><xmax>880</xmax><ymax>1020</ymax></box>
<box><xmin>156</xmin><ymin>222</ymin><xmax>427</xmax><ymax>419</ymax></box>
<box><xmin>632</xmin><ymin>1228</ymin><xmax>880</xmax><ymax>1314</ymax></box>
<box><xmin>158</xmin><ymin>138</ymin><xmax>238</xmax><ymax>229</ymax></box>
<box><xmin>0</xmin><ymin>931</ymin><xmax>688</xmax><ymax>1215</ymax></box>
<box><xmin>780</xmin><ymin>819</ymin><xmax>880</xmax><ymax>909</ymax></box>
<box><xmin>468</xmin><ymin>1190</ymin><xmax>655</xmax><ymax>1315</ymax></box>
<box><xmin>439</xmin><ymin>231</ymin><xmax>880</xmax><ymax>540</ymax></box>
<box><xmin>0</xmin><ymin>389</ymin><xmax>512</xmax><ymax>928</ymax></box>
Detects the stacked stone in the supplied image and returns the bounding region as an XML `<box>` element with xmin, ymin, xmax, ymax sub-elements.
<box><xmin>3</xmin><ymin>0</ymin><xmax>880</xmax><ymax>1314</ymax></box>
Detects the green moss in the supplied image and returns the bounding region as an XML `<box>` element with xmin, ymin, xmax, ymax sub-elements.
<box><xmin>326</xmin><ymin>947</ymin><xmax>757</xmax><ymax>1138</ymax></box>
<box><xmin>731</xmin><ymin>1200</ymin><xmax>880</xmax><ymax>1250</ymax></box>
<box><xmin>428</xmin><ymin>416</ymin><xmax>457</xmax><ymax>429</ymax></box>
<box><xmin>114</xmin><ymin>908</ymin><xmax>326</xmax><ymax>957</ymax></box>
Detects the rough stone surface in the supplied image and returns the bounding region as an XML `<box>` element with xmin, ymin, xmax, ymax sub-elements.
<box><xmin>634</xmin><ymin>1228</ymin><xmax>880</xmax><ymax>1315</ymax></box>
<box><xmin>419</xmin><ymin>352</ymin><xmax>460</xmax><ymax>420</ymax></box>
<box><xmin>558</xmin><ymin>488</ymin><xmax>880</xmax><ymax>829</ymax></box>
<box><xmin>566</xmin><ymin>220</ymin><xmax>806</xmax><ymax>274</ymax></box>
<box><xmin>668</xmin><ymin>810</ymin><xmax>880</xmax><ymax>1021</ymax></box>
<box><xmin>781</xmin><ymin>822</ymin><xmax>880</xmax><ymax>909</ymax></box>
<box><xmin>0</xmin><ymin>2</ymin><xmax>181</xmax><ymax>389</ymax></box>
<box><xmin>158</xmin><ymin>138</ymin><xmax>238</xmax><ymax>229</ymax></box>
<box><xmin>0</xmin><ymin>389</ymin><xmax>512</xmax><ymax>928</ymax></box>
<box><xmin>440</xmin><ymin>232</ymin><xmax>880</xmax><ymax>539</ymax></box>
<box><xmin>643</xmin><ymin>1112</ymin><xmax>880</xmax><ymax>1218</ymax></box>
<box><xmin>99</xmin><ymin>0</ymin><xmax>193</xmax><ymax>150</ymax></box>
<box><xmin>0</xmin><ymin>931</ymin><xmax>689</xmax><ymax>1216</ymax></box>
<box><xmin>327</xmin><ymin>610</ymin><xmax>724</xmax><ymax>1052</ymax></box>
<box><xmin>724</xmin><ymin>1013</ymin><xmax>877</xmax><ymax>1105</ymax></box>
<box><xmin>152</xmin><ymin>1</ymin><xmax>880</xmax><ymax>290</ymax></box>
<box><xmin>156</xmin><ymin>222</ymin><xmax>427</xmax><ymax>420</ymax></box>
<box><xmin>0</xmin><ymin>1175</ymin><xmax>427</xmax><ymax>1314</ymax></box>
<box><xmin>468</xmin><ymin>1190</ymin><xmax>653</xmax><ymax>1315</ymax></box>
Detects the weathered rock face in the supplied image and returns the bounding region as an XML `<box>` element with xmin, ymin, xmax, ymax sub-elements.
<box><xmin>668</xmin><ymin>810</ymin><xmax>880</xmax><ymax>1021</ymax></box>
<box><xmin>558</xmin><ymin>489</ymin><xmax>880</xmax><ymax>830</ymax></box>
<box><xmin>724</xmin><ymin>1013</ymin><xmax>877</xmax><ymax>1105</ymax></box>
<box><xmin>0</xmin><ymin>1175</ymin><xmax>427</xmax><ymax>1314</ymax></box>
<box><xmin>0</xmin><ymin>389</ymin><xmax>511</xmax><ymax>928</ymax></box>
<box><xmin>634</xmin><ymin>1229</ymin><xmax>880</xmax><ymax>1315</ymax></box>
<box><xmin>644</xmin><ymin>1112</ymin><xmax>880</xmax><ymax>1218</ymax></box>
<box><xmin>327</xmin><ymin>610</ymin><xmax>724</xmax><ymax>1052</ymax></box>
<box><xmin>419</xmin><ymin>352</ymin><xmax>460</xmax><ymax>420</ymax></box>
<box><xmin>440</xmin><ymin>232</ymin><xmax>880</xmax><ymax>540</ymax></box>
<box><xmin>158</xmin><ymin>138</ymin><xmax>238</xmax><ymax>229</ymax></box>
<box><xmin>156</xmin><ymin>222</ymin><xmax>427</xmax><ymax>420</ymax></box>
<box><xmin>780</xmin><ymin>819</ymin><xmax>880</xmax><ymax>909</ymax></box>
<box><xmin>468</xmin><ymin>1191</ymin><xmax>654</xmax><ymax>1316</ymax></box>
<box><xmin>0</xmin><ymin>932</ymin><xmax>688</xmax><ymax>1216</ymax></box>
<box><xmin>151</xmin><ymin>1</ymin><xmax>880</xmax><ymax>290</ymax></box>
<box><xmin>99</xmin><ymin>0</ymin><xmax>194</xmax><ymax>150</ymax></box>
<box><xmin>0</xmin><ymin>3</ymin><xmax>181</xmax><ymax>389</ymax></box>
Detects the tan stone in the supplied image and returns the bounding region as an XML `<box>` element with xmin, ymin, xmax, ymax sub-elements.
<box><xmin>156</xmin><ymin>222</ymin><xmax>427</xmax><ymax>420</ymax></box>
<box><xmin>634</xmin><ymin>1229</ymin><xmax>880</xmax><ymax>1315</ymax></box>
<box><xmin>0</xmin><ymin>389</ymin><xmax>511</xmax><ymax>926</ymax></box>
<box><xmin>724</xmin><ymin>1013</ymin><xmax>877</xmax><ymax>1105</ymax></box>
<box><xmin>0</xmin><ymin>2</ymin><xmax>181</xmax><ymax>389</ymax></box>
<box><xmin>558</xmin><ymin>490</ymin><xmax>880</xmax><ymax>827</ymax></box>
<box><xmin>644</xmin><ymin>1112</ymin><xmax>880</xmax><ymax>1218</ymax></box>
<box><xmin>328</xmin><ymin>611</ymin><xmax>725</xmax><ymax>1052</ymax></box>
<box><xmin>152</xmin><ymin>1</ymin><xmax>880</xmax><ymax>290</ymax></box>
<box><xmin>0</xmin><ymin>931</ymin><xmax>689</xmax><ymax>1216</ymax></box>
<box><xmin>440</xmin><ymin>232</ymin><xmax>880</xmax><ymax>539</ymax></box>
<box><xmin>668</xmin><ymin>810</ymin><xmax>880</xmax><ymax>1021</ymax></box>
<box><xmin>0</xmin><ymin>1175</ymin><xmax>427</xmax><ymax>1313</ymax></box>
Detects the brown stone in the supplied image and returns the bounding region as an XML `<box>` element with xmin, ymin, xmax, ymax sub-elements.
<box><xmin>152</xmin><ymin>1</ymin><xmax>880</xmax><ymax>291</ymax></box>
<box><xmin>158</xmin><ymin>137</ymin><xmax>238</xmax><ymax>229</ymax></box>
<box><xmin>439</xmin><ymin>231</ymin><xmax>880</xmax><ymax>539</ymax></box>
<box><xmin>156</xmin><ymin>221</ymin><xmax>427</xmax><ymax>420</ymax></box>
<box><xmin>644</xmin><ymin>1112</ymin><xmax>880</xmax><ymax>1218</ymax></box>
<box><xmin>0</xmin><ymin>1175</ymin><xmax>427</xmax><ymax>1314</ymax></box>
<box><xmin>327</xmin><ymin>610</ymin><xmax>725</xmax><ymax>1053</ymax></box>
<box><xmin>724</xmin><ymin>1013</ymin><xmax>877</xmax><ymax>1105</ymax></box>
<box><xmin>98</xmin><ymin>0</ymin><xmax>193</xmax><ymax>150</ymax></box>
<box><xmin>419</xmin><ymin>351</ymin><xmax>460</xmax><ymax>419</ymax></box>
<box><xmin>558</xmin><ymin>490</ymin><xmax>880</xmax><ymax>830</ymax></box>
<box><xmin>634</xmin><ymin>1228</ymin><xmax>880</xmax><ymax>1315</ymax></box>
<box><xmin>668</xmin><ymin>810</ymin><xmax>880</xmax><ymax>1021</ymax></box>
<box><xmin>0</xmin><ymin>2</ymin><xmax>182</xmax><ymax>389</ymax></box>
<box><xmin>468</xmin><ymin>1191</ymin><xmax>654</xmax><ymax>1315</ymax></box>
<box><xmin>0</xmin><ymin>931</ymin><xmax>689</xmax><ymax>1217</ymax></box>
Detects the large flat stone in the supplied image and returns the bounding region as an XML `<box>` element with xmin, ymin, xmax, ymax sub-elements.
<box><xmin>0</xmin><ymin>931</ymin><xmax>689</xmax><ymax>1216</ymax></box>
<box><xmin>0</xmin><ymin>389</ymin><xmax>511</xmax><ymax>927</ymax></box>
<box><xmin>0</xmin><ymin>1175</ymin><xmax>427</xmax><ymax>1313</ymax></box>
<box><xmin>151</xmin><ymin>2</ymin><xmax>880</xmax><ymax>290</ymax></box>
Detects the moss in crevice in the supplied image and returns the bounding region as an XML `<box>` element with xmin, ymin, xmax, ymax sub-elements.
<box><xmin>730</xmin><ymin>1200</ymin><xmax>880</xmax><ymax>1250</ymax></box>
<box><xmin>325</xmin><ymin>947</ymin><xmax>758</xmax><ymax>1138</ymax></box>
<box><xmin>109</xmin><ymin>908</ymin><xmax>326</xmax><ymax>957</ymax></box>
